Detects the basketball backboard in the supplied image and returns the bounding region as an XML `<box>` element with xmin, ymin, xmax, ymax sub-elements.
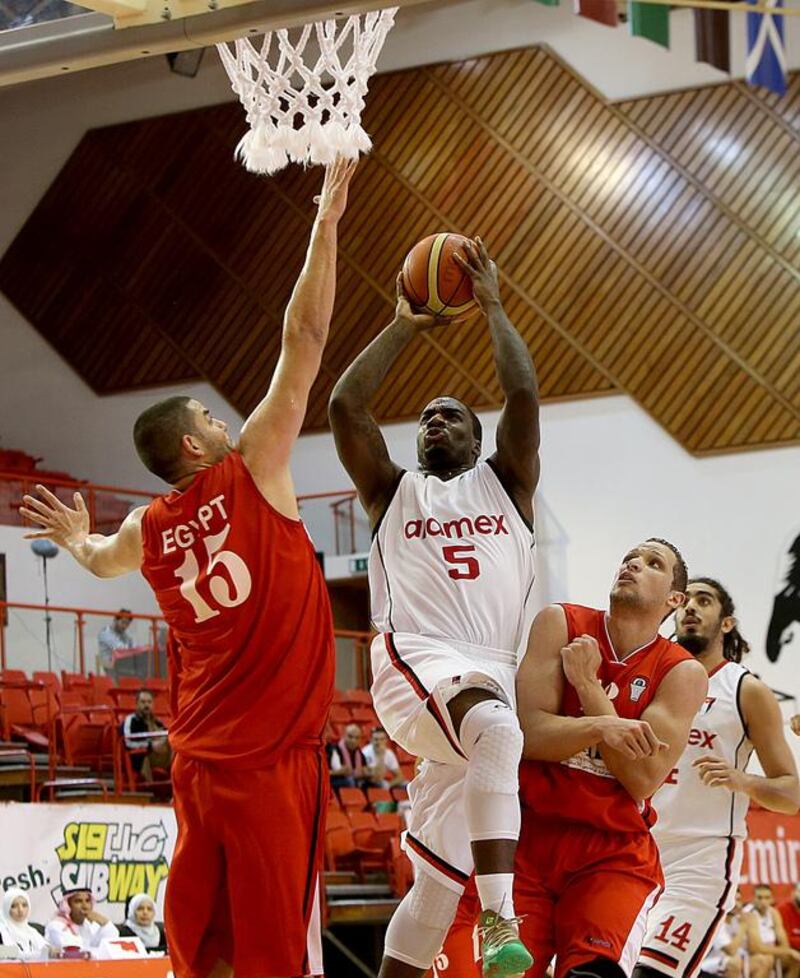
<box><xmin>0</xmin><ymin>0</ymin><xmax>428</xmax><ymax>87</ymax></box>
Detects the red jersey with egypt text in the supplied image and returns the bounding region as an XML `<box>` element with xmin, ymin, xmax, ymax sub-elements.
<box><xmin>140</xmin><ymin>450</ymin><xmax>335</xmax><ymax>768</ymax></box>
<box><xmin>520</xmin><ymin>603</ymin><xmax>693</xmax><ymax>833</ymax></box>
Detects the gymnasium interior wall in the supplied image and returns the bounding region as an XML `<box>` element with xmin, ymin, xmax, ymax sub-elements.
<box><xmin>1</xmin><ymin>0</ymin><xmax>799</xmax><ymax>717</ymax></box>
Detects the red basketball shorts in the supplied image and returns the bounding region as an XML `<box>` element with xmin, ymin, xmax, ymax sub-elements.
<box><xmin>167</xmin><ymin>747</ymin><xmax>327</xmax><ymax>978</ymax></box>
<box><xmin>436</xmin><ymin>813</ymin><xmax>663</xmax><ymax>978</ymax></box>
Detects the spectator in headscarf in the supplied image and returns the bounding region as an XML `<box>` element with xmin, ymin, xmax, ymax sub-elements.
<box><xmin>44</xmin><ymin>889</ymin><xmax>118</xmax><ymax>956</ymax></box>
<box><xmin>0</xmin><ymin>888</ymin><xmax>49</xmax><ymax>960</ymax></box>
<box><xmin>118</xmin><ymin>894</ymin><xmax>167</xmax><ymax>954</ymax></box>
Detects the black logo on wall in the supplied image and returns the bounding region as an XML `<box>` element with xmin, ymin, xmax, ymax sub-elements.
<box><xmin>767</xmin><ymin>531</ymin><xmax>800</xmax><ymax>663</ymax></box>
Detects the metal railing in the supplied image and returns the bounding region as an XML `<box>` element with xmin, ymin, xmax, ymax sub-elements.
<box><xmin>3</xmin><ymin>470</ymin><xmax>363</xmax><ymax>554</ymax></box>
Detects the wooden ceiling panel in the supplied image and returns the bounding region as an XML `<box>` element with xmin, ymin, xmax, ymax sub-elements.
<box><xmin>1</xmin><ymin>47</ymin><xmax>798</xmax><ymax>454</ymax></box>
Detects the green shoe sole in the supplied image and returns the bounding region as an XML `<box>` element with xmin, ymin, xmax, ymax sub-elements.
<box><xmin>483</xmin><ymin>941</ymin><xmax>534</xmax><ymax>977</ymax></box>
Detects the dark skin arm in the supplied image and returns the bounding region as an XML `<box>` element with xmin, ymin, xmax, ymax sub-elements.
<box><xmin>328</xmin><ymin>276</ymin><xmax>437</xmax><ymax>526</ymax></box>
<box><xmin>454</xmin><ymin>238</ymin><xmax>540</xmax><ymax>523</ymax></box>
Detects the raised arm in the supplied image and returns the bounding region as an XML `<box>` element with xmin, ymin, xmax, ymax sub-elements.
<box><xmin>565</xmin><ymin>642</ymin><xmax>708</xmax><ymax>802</ymax></box>
<box><xmin>20</xmin><ymin>486</ymin><xmax>144</xmax><ymax>578</ymax></box>
<box><xmin>517</xmin><ymin>607</ymin><xmax>666</xmax><ymax>762</ymax></box>
<box><xmin>328</xmin><ymin>276</ymin><xmax>437</xmax><ymax>526</ymax></box>
<box><xmin>694</xmin><ymin>676</ymin><xmax>800</xmax><ymax>814</ymax></box>
<box><xmin>454</xmin><ymin>239</ymin><xmax>540</xmax><ymax>522</ymax></box>
<box><xmin>238</xmin><ymin>158</ymin><xmax>356</xmax><ymax>518</ymax></box>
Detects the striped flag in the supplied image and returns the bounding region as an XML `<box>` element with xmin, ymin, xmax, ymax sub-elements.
<box><xmin>629</xmin><ymin>0</ymin><xmax>670</xmax><ymax>47</ymax></box>
<box><xmin>575</xmin><ymin>0</ymin><xmax>619</xmax><ymax>27</ymax></box>
<box><xmin>746</xmin><ymin>0</ymin><xmax>788</xmax><ymax>95</ymax></box>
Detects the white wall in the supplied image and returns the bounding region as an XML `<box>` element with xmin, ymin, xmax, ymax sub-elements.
<box><xmin>292</xmin><ymin>394</ymin><xmax>800</xmax><ymax>707</ymax></box>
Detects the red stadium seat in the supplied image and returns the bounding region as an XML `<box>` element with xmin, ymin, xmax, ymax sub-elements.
<box><xmin>61</xmin><ymin>672</ymin><xmax>93</xmax><ymax>703</ymax></box>
<box><xmin>400</xmin><ymin>763</ymin><xmax>416</xmax><ymax>783</ymax></box>
<box><xmin>338</xmin><ymin>786</ymin><xmax>367</xmax><ymax>812</ymax></box>
<box><xmin>332</xmin><ymin>688</ymin><xmax>346</xmax><ymax>703</ymax></box>
<box><xmin>324</xmin><ymin>811</ymin><xmax>385</xmax><ymax>878</ymax></box>
<box><xmin>89</xmin><ymin>675</ymin><xmax>115</xmax><ymax>707</ymax></box>
<box><xmin>59</xmin><ymin>711</ymin><xmax>113</xmax><ymax>771</ymax></box>
<box><xmin>366</xmin><ymin>787</ymin><xmax>392</xmax><ymax>810</ymax></box>
<box><xmin>391</xmin><ymin>785</ymin><xmax>409</xmax><ymax>804</ymax></box>
<box><xmin>387</xmin><ymin>837</ymin><xmax>414</xmax><ymax>897</ymax></box>
<box><xmin>118</xmin><ymin>677</ymin><xmax>145</xmax><ymax>689</ymax></box>
<box><xmin>33</xmin><ymin>671</ymin><xmax>60</xmax><ymax>695</ymax></box>
<box><xmin>1</xmin><ymin>669</ymin><xmax>27</xmax><ymax>683</ymax></box>
<box><xmin>146</xmin><ymin>677</ymin><xmax>169</xmax><ymax>692</ymax></box>
<box><xmin>329</xmin><ymin>703</ymin><xmax>353</xmax><ymax>728</ymax></box>
<box><xmin>375</xmin><ymin>811</ymin><xmax>403</xmax><ymax>836</ymax></box>
<box><xmin>349</xmin><ymin>704</ymin><xmax>378</xmax><ymax>725</ymax></box>
<box><xmin>0</xmin><ymin>681</ymin><xmax>52</xmax><ymax>749</ymax></box>
<box><xmin>341</xmin><ymin>689</ymin><xmax>372</xmax><ymax>707</ymax></box>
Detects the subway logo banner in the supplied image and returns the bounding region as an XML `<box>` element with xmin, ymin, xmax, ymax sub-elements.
<box><xmin>0</xmin><ymin>804</ymin><xmax>177</xmax><ymax>923</ymax></box>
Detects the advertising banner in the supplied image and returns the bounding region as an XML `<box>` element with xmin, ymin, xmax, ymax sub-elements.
<box><xmin>0</xmin><ymin>803</ymin><xmax>177</xmax><ymax>925</ymax></box>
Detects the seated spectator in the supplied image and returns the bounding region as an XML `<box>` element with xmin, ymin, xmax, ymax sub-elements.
<box><xmin>118</xmin><ymin>894</ymin><xmax>167</xmax><ymax>954</ymax></box>
<box><xmin>744</xmin><ymin>883</ymin><xmax>800</xmax><ymax>978</ymax></box>
<box><xmin>122</xmin><ymin>689</ymin><xmax>171</xmax><ymax>781</ymax></box>
<box><xmin>699</xmin><ymin>888</ymin><xmax>746</xmax><ymax>978</ymax></box>
<box><xmin>778</xmin><ymin>881</ymin><xmax>800</xmax><ymax>952</ymax></box>
<box><xmin>0</xmin><ymin>888</ymin><xmax>49</xmax><ymax>961</ymax></box>
<box><xmin>98</xmin><ymin>610</ymin><xmax>134</xmax><ymax>679</ymax></box>
<box><xmin>328</xmin><ymin>723</ymin><xmax>368</xmax><ymax>788</ymax></box>
<box><xmin>44</xmin><ymin>889</ymin><xmax>119</xmax><ymax>957</ymax></box>
<box><xmin>362</xmin><ymin>727</ymin><xmax>404</xmax><ymax>789</ymax></box>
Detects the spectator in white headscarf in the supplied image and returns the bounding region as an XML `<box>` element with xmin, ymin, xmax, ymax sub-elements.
<box><xmin>44</xmin><ymin>889</ymin><xmax>118</xmax><ymax>957</ymax></box>
<box><xmin>0</xmin><ymin>888</ymin><xmax>49</xmax><ymax>961</ymax></box>
<box><xmin>118</xmin><ymin>894</ymin><xmax>167</xmax><ymax>953</ymax></box>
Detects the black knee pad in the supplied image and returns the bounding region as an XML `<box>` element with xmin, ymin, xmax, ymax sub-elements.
<box><xmin>567</xmin><ymin>959</ymin><xmax>630</xmax><ymax>978</ymax></box>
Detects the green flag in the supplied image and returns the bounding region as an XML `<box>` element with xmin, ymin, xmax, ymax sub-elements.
<box><xmin>629</xmin><ymin>1</ymin><xmax>670</xmax><ymax>47</ymax></box>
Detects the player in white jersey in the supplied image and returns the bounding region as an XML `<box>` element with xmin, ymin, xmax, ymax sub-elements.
<box><xmin>329</xmin><ymin>239</ymin><xmax>539</xmax><ymax>978</ymax></box>
<box><xmin>635</xmin><ymin>579</ymin><xmax>800</xmax><ymax>978</ymax></box>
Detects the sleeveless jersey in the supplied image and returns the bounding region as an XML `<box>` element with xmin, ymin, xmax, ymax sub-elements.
<box><xmin>369</xmin><ymin>460</ymin><xmax>535</xmax><ymax>653</ymax></box>
<box><xmin>140</xmin><ymin>450</ymin><xmax>335</xmax><ymax>768</ymax></box>
<box><xmin>652</xmin><ymin>660</ymin><xmax>753</xmax><ymax>844</ymax></box>
<box><xmin>520</xmin><ymin>603</ymin><xmax>693</xmax><ymax>833</ymax></box>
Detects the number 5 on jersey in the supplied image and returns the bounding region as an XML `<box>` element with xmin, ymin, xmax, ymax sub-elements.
<box><xmin>443</xmin><ymin>544</ymin><xmax>481</xmax><ymax>580</ymax></box>
<box><xmin>175</xmin><ymin>524</ymin><xmax>252</xmax><ymax>622</ymax></box>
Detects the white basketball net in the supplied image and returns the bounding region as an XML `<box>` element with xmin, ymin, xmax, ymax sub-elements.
<box><xmin>217</xmin><ymin>8</ymin><xmax>398</xmax><ymax>175</ymax></box>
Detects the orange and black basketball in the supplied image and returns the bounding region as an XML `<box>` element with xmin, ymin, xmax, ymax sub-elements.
<box><xmin>401</xmin><ymin>232</ymin><xmax>477</xmax><ymax>318</ymax></box>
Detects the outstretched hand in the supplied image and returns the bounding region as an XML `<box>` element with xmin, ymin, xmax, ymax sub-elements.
<box><xmin>19</xmin><ymin>485</ymin><xmax>91</xmax><ymax>549</ymax></box>
<box><xmin>453</xmin><ymin>236</ymin><xmax>501</xmax><ymax>313</ymax></box>
<box><xmin>314</xmin><ymin>156</ymin><xmax>358</xmax><ymax>223</ymax></box>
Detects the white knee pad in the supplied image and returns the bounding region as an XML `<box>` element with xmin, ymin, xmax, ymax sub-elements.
<box><xmin>461</xmin><ymin>700</ymin><xmax>523</xmax><ymax>842</ymax></box>
<box><xmin>383</xmin><ymin>872</ymin><xmax>462</xmax><ymax>970</ymax></box>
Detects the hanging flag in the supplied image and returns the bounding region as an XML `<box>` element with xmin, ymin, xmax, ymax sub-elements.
<box><xmin>746</xmin><ymin>0</ymin><xmax>788</xmax><ymax>95</ymax></box>
<box><xmin>694</xmin><ymin>8</ymin><xmax>731</xmax><ymax>71</ymax></box>
<box><xmin>629</xmin><ymin>0</ymin><xmax>669</xmax><ymax>47</ymax></box>
<box><xmin>575</xmin><ymin>0</ymin><xmax>619</xmax><ymax>27</ymax></box>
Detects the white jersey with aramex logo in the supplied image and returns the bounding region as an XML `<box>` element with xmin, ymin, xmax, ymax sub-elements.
<box><xmin>652</xmin><ymin>660</ymin><xmax>754</xmax><ymax>844</ymax></box>
<box><xmin>369</xmin><ymin>461</ymin><xmax>535</xmax><ymax>654</ymax></box>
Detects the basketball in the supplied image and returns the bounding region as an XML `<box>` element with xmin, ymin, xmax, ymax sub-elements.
<box><xmin>401</xmin><ymin>232</ymin><xmax>478</xmax><ymax>318</ymax></box>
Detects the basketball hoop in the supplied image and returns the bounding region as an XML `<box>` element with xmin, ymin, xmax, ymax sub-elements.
<box><xmin>216</xmin><ymin>8</ymin><xmax>398</xmax><ymax>175</ymax></box>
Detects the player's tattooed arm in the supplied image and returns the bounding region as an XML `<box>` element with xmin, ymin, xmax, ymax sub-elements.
<box><xmin>20</xmin><ymin>486</ymin><xmax>144</xmax><ymax>578</ymax></box>
<box><xmin>329</xmin><ymin>275</ymin><xmax>435</xmax><ymax>525</ymax></box>
<box><xmin>517</xmin><ymin>609</ymin><xmax>660</xmax><ymax>761</ymax></box>
<box><xmin>694</xmin><ymin>676</ymin><xmax>800</xmax><ymax>814</ymax></box>
<box><xmin>455</xmin><ymin>238</ymin><xmax>540</xmax><ymax>516</ymax></box>
<box><xmin>579</xmin><ymin>657</ymin><xmax>708</xmax><ymax>802</ymax></box>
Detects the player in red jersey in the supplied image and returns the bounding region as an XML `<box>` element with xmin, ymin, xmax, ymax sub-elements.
<box><xmin>435</xmin><ymin>539</ymin><xmax>708</xmax><ymax>978</ymax></box>
<box><xmin>19</xmin><ymin>159</ymin><xmax>356</xmax><ymax>978</ymax></box>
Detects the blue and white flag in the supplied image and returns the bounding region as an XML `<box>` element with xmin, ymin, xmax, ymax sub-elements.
<box><xmin>746</xmin><ymin>0</ymin><xmax>788</xmax><ymax>96</ymax></box>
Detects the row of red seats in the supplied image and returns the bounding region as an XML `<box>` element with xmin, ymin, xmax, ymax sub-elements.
<box><xmin>326</xmin><ymin>805</ymin><xmax>412</xmax><ymax>895</ymax></box>
<box><xmin>334</xmin><ymin>785</ymin><xmax>408</xmax><ymax>813</ymax></box>
<box><xmin>0</xmin><ymin>671</ymin><xmax>169</xmax><ymax>775</ymax></box>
